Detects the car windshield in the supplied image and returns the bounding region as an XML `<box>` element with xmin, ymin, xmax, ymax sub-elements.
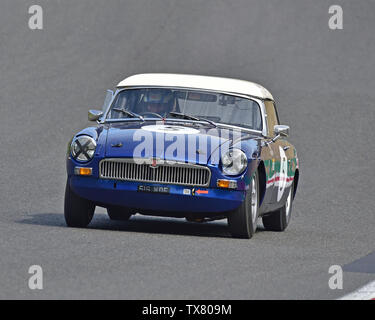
<box><xmin>106</xmin><ymin>88</ymin><xmax>263</xmax><ymax>130</ymax></box>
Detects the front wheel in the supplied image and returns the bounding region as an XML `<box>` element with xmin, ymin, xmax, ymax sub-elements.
<box><xmin>228</xmin><ymin>171</ymin><xmax>259</xmax><ymax>239</ymax></box>
<box><xmin>64</xmin><ymin>180</ymin><xmax>95</xmax><ymax>228</ymax></box>
<box><xmin>262</xmin><ymin>183</ymin><xmax>293</xmax><ymax>231</ymax></box>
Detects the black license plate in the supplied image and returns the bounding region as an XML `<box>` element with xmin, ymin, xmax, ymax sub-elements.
<box><xmin>137</xmin><ymin>185</ymin><xmax>170</xmax><ymax>194</ymax></box>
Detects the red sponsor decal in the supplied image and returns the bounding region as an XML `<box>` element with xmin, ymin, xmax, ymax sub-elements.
<box><xmin>195</xmin><ymin>189</ymin><xmax>208</xmax><ymax>195</ymax></box>
<box><xmin>266</xmin><ymin>176</ymin><xmax>294</xmax><ymax>185</ymax></box>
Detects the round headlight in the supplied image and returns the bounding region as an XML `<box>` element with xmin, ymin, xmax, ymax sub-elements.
<box><xmin>221</xmin><ymin>149</ymin><xmax>248</xmax><ymax>176</ymax></box>
<box><xmin>70</xmin><ymin>135</ymin><xmax>97</xmax><ymax>162</ymax></box>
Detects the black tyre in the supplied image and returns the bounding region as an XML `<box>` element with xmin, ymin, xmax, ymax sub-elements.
<box><xmin>64</xmin><ymin>180</ymin><xmax>95</xmax><ymax>227</ymax></box>
<box><xmin>262</xmin><ymin>183</ymin><xmax>293</xmax><ymax>231</ymax></box>
<box><xmin>107</xmin><ymin>206</ymin><xmax>132</xmax><ymax>221</ymax></box>
<box><xmin>228</xmin><ymin>171</ymin><xmax>259</xmax><ymax>239</ymax></box>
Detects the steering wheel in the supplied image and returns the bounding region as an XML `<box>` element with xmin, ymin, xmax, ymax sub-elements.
<box><xmin>139</xmin><ymin>112</ymin><xmax>163</xmax><ymax>119</ymax></box>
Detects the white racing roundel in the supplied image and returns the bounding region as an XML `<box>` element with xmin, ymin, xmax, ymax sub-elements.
<box><xmin>141</xmin><ymin>124</ymin><xmax>200</xmax><ymax>135</ymax></box>
<box><xmin>277</xmin><ymin>146</ymin><xmax>288</xmax><ymax>202</ymax></box>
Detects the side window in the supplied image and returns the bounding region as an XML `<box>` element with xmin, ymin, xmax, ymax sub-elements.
<box><xmin>102</xmin><ymin>89</ymin><xmax>114</xmax><ymax>112</ymax></box>
<box><xmin>264</xmin><ymin>100</ymin><xmax>279</xmax><ymax>136</ymax></box>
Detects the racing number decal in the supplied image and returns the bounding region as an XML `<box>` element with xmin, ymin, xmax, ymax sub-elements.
<box><xmin>277</xmin><ymin>146</ymin><xmax>288</xmax><ymax>202</ymax></box>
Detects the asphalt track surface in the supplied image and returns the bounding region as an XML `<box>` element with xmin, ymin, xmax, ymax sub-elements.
<box><xmin>0</xmin><ymin>0</ymin><xmax>374</xmax><ymax>299</ymax></box>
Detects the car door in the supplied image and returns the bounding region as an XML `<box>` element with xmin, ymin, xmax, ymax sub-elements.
<box><xmin>259</xmin><ymin>139</ymin><xmax>279</xmax><ymax>212</ymax></box>
<box><xmin>277</xmin><ymin>136</ymin><xmax>296</xmax><ymax>207</ymax></box>
<box><xmin>262</xmin><ymin>100</ymin><xmax>288</xmax><ymax>210</ymax></box>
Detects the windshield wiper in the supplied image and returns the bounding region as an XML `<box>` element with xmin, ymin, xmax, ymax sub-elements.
<box><xmin>168</xmin><ymin>112</ymin><xmax>217</xmax><ymax>127</ymax></box>
<box><xmin>112</xmin><ymin>108</ymin><xmax>144</xmax><ymax>122</ymax></box>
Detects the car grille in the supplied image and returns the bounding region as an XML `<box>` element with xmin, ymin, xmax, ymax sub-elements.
<box><xmin>99</xmin><ymin>158</ymin><xmax>211</xmax><ymax>187</ymax></box>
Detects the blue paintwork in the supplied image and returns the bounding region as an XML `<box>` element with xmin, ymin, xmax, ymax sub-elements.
<box><xmin>66</xmin><ymin>120</ymin><xmax>293</xmax><ymax>217</ymax></box>
<box><xmin>69</xmin><ymin>175</ymin><xmax>244</xmax><ymax>213</ymax></box>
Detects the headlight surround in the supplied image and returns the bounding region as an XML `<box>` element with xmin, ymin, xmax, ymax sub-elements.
<box><xmin>70</xmin><ymin>135</ymin><xmax>97</xmax><ymax>162</ymax></box>
<box><xmin>221</xmin><ymin>149</ymin><xmax>248</xmax><ymax>176</ymax></box>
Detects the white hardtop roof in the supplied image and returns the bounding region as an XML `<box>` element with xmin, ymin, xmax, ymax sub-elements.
<box><xmin>117</xmin><ymin>73</ymin><xmax>274</xmax><ymax>101</ymax></box>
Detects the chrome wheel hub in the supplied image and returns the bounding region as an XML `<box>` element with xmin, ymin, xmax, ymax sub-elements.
<box><xmin>286</xmin><ymin>187</ymin><xmax>292</xmax><ymax>219</ymax></box>
<box><xmin>250</xmin><ymin>175</ymin><xmax>258</xmax><ymax>224</ymax></box>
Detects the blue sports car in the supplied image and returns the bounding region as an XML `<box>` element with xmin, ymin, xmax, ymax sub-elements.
<box><xmin>65</xmin><ymin>73</ymin><xmax>299</xmax><ymax>238</ymax></box>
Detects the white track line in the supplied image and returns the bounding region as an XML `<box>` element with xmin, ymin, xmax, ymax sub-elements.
<box><xmin>339</xmin><ymin>280</ymin><xmax>375</xmax><ymax>300</ymax></box>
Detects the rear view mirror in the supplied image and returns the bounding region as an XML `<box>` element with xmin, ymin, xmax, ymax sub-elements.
<box><xmin>274</xmin><ymin>125</ymin><xmax>290</xmax><ymax>137</ymax></box>
<box><xmin>88</xmin><ymin>109</ymin><xmax>103</xmax><ymax>122</ymax></box>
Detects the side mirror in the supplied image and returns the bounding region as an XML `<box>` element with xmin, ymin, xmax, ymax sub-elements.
<box><xmin>274</xmin><ymin>125</ymin><xmax>290</xmax><ymax>137</ymax></box>
<box><xmin>88</xmin><ymin>109</ymin><xmax>103</xmax><ymax>122</ymax></box>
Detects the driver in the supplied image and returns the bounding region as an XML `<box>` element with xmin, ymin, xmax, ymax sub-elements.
<box><xmin>142</xmin><ymin>89</ymin><xmax>174</xmax><ymax>117</ymax></box>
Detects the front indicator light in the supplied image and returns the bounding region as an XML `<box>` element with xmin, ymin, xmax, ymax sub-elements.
<box><xmin>217</xmin><ymin>179</ymin><xmax>237</xmax><ymax>189</ymax></box>
<box><xmin>74</xmin><ymin>167</ymin><xmax>92</xmax><ymax>176</ymax></box>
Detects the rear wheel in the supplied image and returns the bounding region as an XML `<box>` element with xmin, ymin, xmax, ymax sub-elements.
<box><xmin>64</xmin><ymin>181</ymin><xmax>95</xmax><ymax>228</ymax></box>
<box><xmin>262</xmin><ymin>183</ymin><xmax>293</xmax><ymax>231</ymax></box>
<box><xmin>107</xmin><ymin>206</ymin><xmax>132</xmax><ymax>221</ymax></box>
<box><xmin>228</xmin><ymin>171</ymin><xmax>259</xmax><ymax>239</ymax></box>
